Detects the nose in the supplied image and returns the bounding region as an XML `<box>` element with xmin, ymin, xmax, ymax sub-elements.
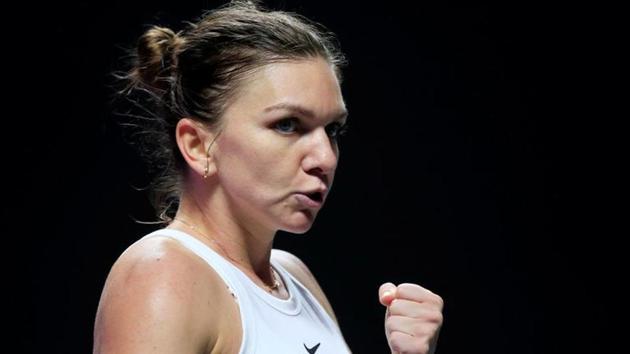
<box><xmin>301</xmin><ymin>128</ymin><xmax>338</xmax><ymax>183</ymax></box>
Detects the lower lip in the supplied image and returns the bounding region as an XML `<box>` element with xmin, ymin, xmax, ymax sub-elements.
<box><xmin>294</xmin><ymin>193</ymin><xmax>323</xmax><ymax>208</ymax></box>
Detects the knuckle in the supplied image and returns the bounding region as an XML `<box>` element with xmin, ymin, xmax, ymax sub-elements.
<box><xmin>385</xmin><ymin>316</ymin><xmax>397</xmax><ymax>330</ymax></box>
<box><xmin>424</xmin><ymin>308</ymin><xmax>443</xmax><ymax>324</ymax></box>
<box><xmin>434</xmin><ymin>311</ymin><xmax>444</xmax><ymax>324</ymax></box>
<box><xmin>389</xmin><ymin>331</ymin><xmax>406</xmax><ymax>351</ymax></box>
<box><xmin>417</xmin><ymin>342</ymin><xmax>430</xmax><ymax>354</ymax></box>
<box><xmin>390</xmin><ymin>298</ymin><xmax>400</xmax><ymax>310</ymax></box>
<box><xmin>431</xmin><ymin>293</ymin><xmax>444</xmax><ymax>309</ymax></box>
<box><xmin>412</xmin><ymin>323</ymin><xmax>426</xmax><ymax>336</ymax></box>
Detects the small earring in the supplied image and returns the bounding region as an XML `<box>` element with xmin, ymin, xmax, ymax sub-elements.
<box><xmin>202</xmin><ymin>131</ymin><xmax>222</xmax><ymax>180</ymax></box>
<box><xmin>203</xmin><ymin>155</ymin><xmax>210</xmax><ymax>179</ymax></box>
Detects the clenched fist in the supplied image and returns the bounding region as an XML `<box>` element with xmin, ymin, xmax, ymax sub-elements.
<box><xmin>379</xmin><ymin>282</ymin><xmax>444</xmax><ymax>354</ymax></box>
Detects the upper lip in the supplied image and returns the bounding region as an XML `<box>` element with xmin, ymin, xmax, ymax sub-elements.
<box><xmin>298</xmin><ymin>186</ymin><xmax>328</xmax><ymax>201</ymax></box>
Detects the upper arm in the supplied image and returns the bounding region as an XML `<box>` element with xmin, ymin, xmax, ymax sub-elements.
<box><xmin>94</xmin><ymin>238</ymin><xmax>220</xmax><ymax>354</ymax></box>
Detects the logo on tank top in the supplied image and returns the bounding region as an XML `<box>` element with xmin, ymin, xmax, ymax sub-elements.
<box><xmin>304</xmin><ymin>342</ymin><xmax>320</xmax><ymax>353</ymax></box>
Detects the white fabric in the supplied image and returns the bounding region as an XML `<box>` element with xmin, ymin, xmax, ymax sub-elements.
<box><xmin>142</xmin><ymin>229</ymin><xmax>351</xmax><ymax>354</ymax></box>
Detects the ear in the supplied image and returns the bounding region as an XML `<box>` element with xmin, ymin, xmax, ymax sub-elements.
<box><xmin>175</xmin><ymin>118</ymin><xmax>220</xmax><ymax>178</ymax></box>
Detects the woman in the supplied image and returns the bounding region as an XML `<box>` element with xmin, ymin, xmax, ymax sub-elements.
<box><xmin>93</xmin><ymin>1</ymin><xmax>443</xmax><ymax>353</ymax></box>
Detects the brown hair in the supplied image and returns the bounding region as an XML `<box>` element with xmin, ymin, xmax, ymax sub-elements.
<box><xmin>116</xmin><ymin>0</ymin><xmax>347</xmax><ymax>220</ymax></box>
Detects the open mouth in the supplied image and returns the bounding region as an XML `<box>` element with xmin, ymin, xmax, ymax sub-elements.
<box><xmin>306</xmin><ymin>192</ymin><xmax>323</xmax><ymax>202</ymax></box>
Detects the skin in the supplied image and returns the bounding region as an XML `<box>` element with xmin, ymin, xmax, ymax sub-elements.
<box><xmin>93</xmin><ymin>57</ymin><xmax>443</xmax><ymax>354</ymax></box>
<box><xmin>380</xmin><ymin>283</ymin><xmax>444</xmax><ymax>354</ymax></box>
<box><xmin>170</xmin><ymin>57</ymin><xmax>348</xmax><ymax>291</ymax></box>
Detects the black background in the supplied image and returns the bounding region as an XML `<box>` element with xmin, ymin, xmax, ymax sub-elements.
<box><xmin>12</xmin><ymin>1</ymin><xmax>624</xmax><ymax>353</ymax></box>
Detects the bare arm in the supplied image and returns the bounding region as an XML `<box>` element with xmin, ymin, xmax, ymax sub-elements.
<box><xmin>93</xmin><ymin>238</ymin><xmax>222</xmax><ymax>354</ymax></box>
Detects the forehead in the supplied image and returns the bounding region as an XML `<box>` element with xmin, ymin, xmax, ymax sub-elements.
<box><xmin>224</xmin><ymin>58</ymin><xmax>346</xmax><ymax>122</ymax></box>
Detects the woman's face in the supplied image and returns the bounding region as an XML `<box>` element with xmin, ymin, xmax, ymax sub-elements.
<box><xmin>213</xmin><ymin>58</ymin><xmax>347</xmax><ymax>234</ymax></box>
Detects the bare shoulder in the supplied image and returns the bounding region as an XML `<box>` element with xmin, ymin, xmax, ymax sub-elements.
<box><xmin>271</xmin><ymin>249</ymin><xmax>339</xmax><ymax>325</ymax></box>
<box><xmin>94</xmin><ymin>236</ymin><xmax>233</xmax><ymax>354</ymax></box>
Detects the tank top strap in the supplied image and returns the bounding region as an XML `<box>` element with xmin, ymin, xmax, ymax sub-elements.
<box><xmin>141</xmin><ymin>228</ymin><xmax>255</xmax><ymax>353</ymax></box>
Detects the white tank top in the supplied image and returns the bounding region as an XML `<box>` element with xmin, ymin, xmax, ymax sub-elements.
<box><xmin>142</xmin><ymin>229</ymin><xmax>351</xmax><ymax>354</ymax></box>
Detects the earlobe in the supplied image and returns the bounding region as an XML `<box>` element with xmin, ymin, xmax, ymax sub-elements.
<box><xmin>203</xmin><ymin>159</ymin><xmax>210</xmax><ymax>179</ymax></box>
<box><xmin>175</xmin><ymin>118</ymin><xmax>220</xmax><ymax>179</ymax></box>
<box><xmin>203</xmin><ymin>129</ymin><xmax>223</xmax><ymax>179</ymax></box>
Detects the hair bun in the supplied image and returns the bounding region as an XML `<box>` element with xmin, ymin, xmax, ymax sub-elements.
<box><xmin>133</xmin><ymin>26</ymin><xmax>184</xmax><ymax>92</ymax></box>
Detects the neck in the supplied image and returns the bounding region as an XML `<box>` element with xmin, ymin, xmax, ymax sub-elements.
<box><xmin>171</xmin><ymin>186</ymin><xmax>277</xmax><ymax>286</ymax></box>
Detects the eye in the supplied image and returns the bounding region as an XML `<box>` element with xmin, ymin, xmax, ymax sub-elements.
<box><xmin>274</xmin><ymin>118</ymin><xmax>299</xmax><ymax>134</ymax></box>
<box><xmin>325</xmin><ymin>122</ymin><xmax>349</xmax><ymax>140</ymax></box>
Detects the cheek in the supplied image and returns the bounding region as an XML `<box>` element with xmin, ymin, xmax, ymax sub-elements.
<box><xmin>217</xmin><ymin>131</ymin><xmax>297</xmax><ymax>195</ymax></box>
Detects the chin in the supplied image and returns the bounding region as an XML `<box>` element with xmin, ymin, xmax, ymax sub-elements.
<box><xmin>280</xmin><ymin>210</ymin><xmax>317</xmax><ymax>234</ymax></box>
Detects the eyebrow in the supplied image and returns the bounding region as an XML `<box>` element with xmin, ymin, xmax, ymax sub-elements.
<box><xmin>263</xmin><ymin>102</ymin><xmax>348</xmax><ymax>122</ymax></box>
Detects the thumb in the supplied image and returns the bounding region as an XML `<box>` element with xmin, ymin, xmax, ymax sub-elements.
<box><xmin>379</xmin><ymin>282</ymin><xmax>397</xmax><ymax>306</ymax></box>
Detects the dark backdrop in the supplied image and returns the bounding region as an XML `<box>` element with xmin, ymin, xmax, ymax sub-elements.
<box><xmin>12</xmin><ymin>1</ymin><xmax>623</xmax><ymax>353</ymax></box>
